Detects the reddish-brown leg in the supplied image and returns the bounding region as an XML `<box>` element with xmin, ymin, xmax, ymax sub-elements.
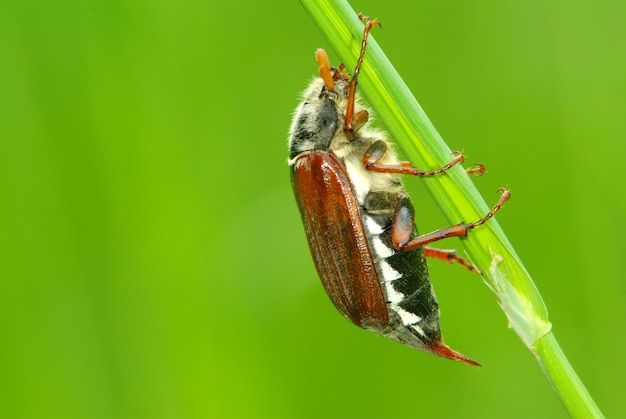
<box><xmin>392</xmin><ymin>189</ymin><xmax>511</xmax><ymax>252</ymax></box>
<box><xmin>333</xmin><ymin>63</ymin><xmax>347</xmax><ymax>80</ymax></box>
<box><xmin>352</xmin><ymin>109</ymin><xmax>370</xmax><ymax>132</ymax></box>
<box><xmin>424</xmin><ymin>247</ymin><xmax>480</xmax><ymax>274</ymax></box>
<box><xmin>344</xmin><ymin>15</ymin><xmax>381</xmax><ymax>134</ymax></box>
<box><xmin>363</xmin><ymin>140</ymin><xmax>483</xmax><ymax>176</ymax></box>
<box><xmin>465</xmin><ymin>163</ymin><xmax>485</xmax><ymax>176</ymax></box>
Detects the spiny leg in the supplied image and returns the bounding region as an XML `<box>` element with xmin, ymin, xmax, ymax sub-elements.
<box><xmin>392</xmin><ymin>189</ymin><xmax>511</xmax><ymax>252</ymax></box>
<box><xmin>363</xmin><ymin>140</ymin><xmax>484</xmax><ymax>176</ymax></box>
<box><xmin>345</xmin><ymin>15</ymin><xmax>381</xmax><ymax>134</ymax></box>
<box><xmin>424</xmin><ymin>247</ymin><xmax>480</xmax><ymax>274</ymax></box>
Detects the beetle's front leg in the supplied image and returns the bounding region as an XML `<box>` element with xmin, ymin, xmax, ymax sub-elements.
<box><xmin>391</xmin><ymin>189</ymin><xmax>511</xmax><ymax>253</ymax></box>
<box><xmin>362</xmin><ymin>140</ymin><xmax>484</xmax><ymax>176</ymax></box>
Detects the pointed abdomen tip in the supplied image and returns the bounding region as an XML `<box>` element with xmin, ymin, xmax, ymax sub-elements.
<box><xmin>428</xmin><ymin>343</ymin><xmax>481</xmax><ymax>367</ymax></box>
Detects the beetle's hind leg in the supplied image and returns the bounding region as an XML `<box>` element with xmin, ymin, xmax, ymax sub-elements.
<box><xmin>424</xmin><ymin>247</ymin><xmax>480</xmax><ymax>274</ymax></box>
<box><xmin>391</xmin><ymin>189</ymin><xmax>511</xmax><ymax>254</ymax></box>
<box><xmin>363</xmin><ymin>140</ymin><xmax>484</xmax><ymax>176</ymax></box>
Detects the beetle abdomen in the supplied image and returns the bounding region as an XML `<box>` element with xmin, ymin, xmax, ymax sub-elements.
<box><xmin>362</xmin><ymin>191</ymin><xmax>443</xmax><ymax>345</ymax></box>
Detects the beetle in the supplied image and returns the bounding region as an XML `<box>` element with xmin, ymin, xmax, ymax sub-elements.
<box><xmin>288</xmin><ymin>15</ymin><xmax>510</xmax><ymax>366</ymax></box>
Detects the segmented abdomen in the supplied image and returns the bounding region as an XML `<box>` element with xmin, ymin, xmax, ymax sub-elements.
<box><xmin>362</xmin><ymin>191</ymin><xmax>443</xmax><ymax>345</ymax></box>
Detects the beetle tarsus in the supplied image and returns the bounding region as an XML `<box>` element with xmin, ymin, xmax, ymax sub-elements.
<box><xmin>466</xmin><ymin>163</ymin><xmax>485</xmax><ymax>176</ymax></box>
<box><xmin>466</xmin><ymin>188</ymin><xmax>511</xmax><ymax>231</ymax></box>
<box><xmin>345</xmin><ymin>15</ymin><xmax>381</xmax><ymax>134</ymax></box>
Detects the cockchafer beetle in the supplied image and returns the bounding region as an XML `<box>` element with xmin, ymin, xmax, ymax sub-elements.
<box><xmin>288</xmin><ymin>15</ymin><xmax>510</xmax><ymax>366</ymax></box>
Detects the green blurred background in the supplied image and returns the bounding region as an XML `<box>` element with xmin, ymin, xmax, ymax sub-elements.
<box><xmin>1</xmin><ymin>0</ymin><xmax>624</xmax><ymax>417</ymax></box>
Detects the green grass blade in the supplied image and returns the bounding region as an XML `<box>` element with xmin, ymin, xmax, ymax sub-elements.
<box><xmin>299</xmin><ymin>0</ymin><xmax>604</xmax><ymax>417</ymax></box>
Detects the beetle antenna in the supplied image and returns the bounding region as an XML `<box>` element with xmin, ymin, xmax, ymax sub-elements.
<box><xmin>345</xmin><ymin>15</ymin><xmax>381</xmax><ymax>134</ymax></box>
<box><xmin>316</xmin><ymin>49</ymin><xmax>335</xmax><ymax>92</ymax></box>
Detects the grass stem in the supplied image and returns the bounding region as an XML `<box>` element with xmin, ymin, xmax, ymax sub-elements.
<box><xmin>299</xmin><ymin>0</ymin><xmax>604</xmax><ymax>416</ymax></box>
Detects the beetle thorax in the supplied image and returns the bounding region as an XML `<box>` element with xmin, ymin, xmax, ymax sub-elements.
<box><xmin>289</xmin><ymin>77</ymin><xmax>403</xmax><ymax>204</ymax></box>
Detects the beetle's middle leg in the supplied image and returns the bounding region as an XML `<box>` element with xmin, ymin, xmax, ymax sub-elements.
<box><xmin>363</xmin><ymin>140</ymin><xmax>484</xmax><ymax>176</ymax></box>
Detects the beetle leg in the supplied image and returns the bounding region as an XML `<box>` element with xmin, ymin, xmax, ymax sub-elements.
<box><xmin>363</xmin><ymin>141</ymin><xmax>482</xmax><ymax>176</ymax></box>
<box><xmin>352</xmin><ymin>109</ymin><xmax>369</xmax><ymax>132</ymax></box>
<box><xmin>392</xmin><ymin>189</ymin><xmax>511</xmax><ymax>252</ymax></box>
<box><xmin>423</xmin><ymin>247</ymin><xmax>480</xmax><ymax>274</ymax></box>
<box><xmin>345</xmin><ymin>15</ymin><xmax>381</xmax><ymax>135</ymax></box>
<box><xmin>465</xmin><ymin>163</ymin><xmax>485</xmax><ymax>176</ymax></box>
<box><xmin>333</xmin><ymin>63</ymin><xmax>347</xmax><ymax>80</ymax></box>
